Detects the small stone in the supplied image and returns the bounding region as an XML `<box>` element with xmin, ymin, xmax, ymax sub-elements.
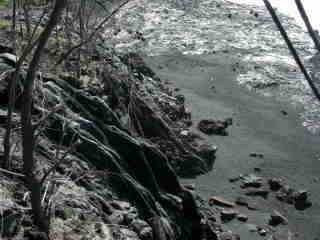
<box><xmin>237</xmin><ymin>214</ymin><xmax>248</xmax><ymax>222</ymax></box>
<box><xmin>107</xmin><ymin>211</ymin><xmax>125</xmax><ymax>225</ymax></box>
<box><xmin>293</xmin><ymin>190</ymin><xmax>312</xmax><ymax>210</ymax></box>
<box><xmin>184</xmin><ymin>108</ymin><xmax>192</xmax><ymax>119</ymax></box>
<box><xmin>198</xmin><ymin>118</ymin><xmax>232</xmax><ymax>136</ymax></box>
<box><xmin>241</xmin><ymin>174</ymin><xmax>263</xmax><ymax>188</ymax></box>
<box><xmin>176</xmin><ymin>94</ymin><xmax>185</xmax><ymax>104</ymax></box>
<box><xmin>184</xmin><ymin>183</ymin><xmax>195</xmax><ymax>190</ymax></box>
<box><xmin>124</xmin><ymin>212</ymin><xmax>138</xmax><ymax>225</ymax></box>
<box><xmin>249</xmin><ymin>153</ymin><xmax>264</xmax><ymax>158</ymax></box>
<box><xmin>258</xmin><ymin>228</ymin><xmax>267</xmax><ymax>236</ymax></box>
<box><xmin>269</xmin><ymin>210</ymin><xmax>288</xmax><ymax>226</ymax></box>
<box><xmin>268</xmin><ymin>178</ymin><xmax>283</xmax><ymax>191</ymax></box>
<box><xmin>94</xmin><ymin>222</ymin><xmax>104</xmax><ymax>234</ymax></box>
<box><xmin>140</xmin><ymin>227</ymin><xmax>153</xmax><ymax>240</ymax></box>
<box><xmin>220</xmin><ymin>209</ymin><xmax>238</xmax><ymax>222</ymax></box>
<box><xmin>229</xmin><ymin>175</ymin><xmax>242</xmax><ymax>183</ymax></box>
<box><xmin>219</xmin><ymin>231</ymin><xmax>239</xmax><ymax>240</ymax></box>
<box><xmin>235</xmin><ymin>196</ymin><xmax>249</xmax><ymax>206</ymax></box>
<box><xmin>254</xmin><ymin>167</ymin><xmax>262</xmax><ymax>172</ymax></box>
<box><xmin>276</xmin><ymin>185</ymin><xmax>295</xmax><ymax>203</ymax></box>
<box><xmin>131</xmin><ymin>219</ymin><xmax>153</xmax><ymax>240</ymax></box>
<box><xmin>180</xmin><ymin>130</ymin><xmax>189</xmax><ymax>136</ymax></box>
<box><xmin>247</xmin><ymin>202</ymin><xmax>259</xmax><ymax>211</ymax></box>
<box><xmin>197</xmin><ymin>144</ymin><xmax>218</xmax><ymax>163</ymax></box>
<box><xmin>294</xmin><ymin>190</ymin><xmax>308</xmax><ymax>202</ymax></box>
<box><xmin>183</xmin><ymin>119</ymin><xmax>193</xmax><ymax>127</ymax></box>
<box><xmin>209</xmin><ymin>196</ymin><xmax>235</xmax><ymax>208</ymax></box>
<box><xmin>111</xmin><ymin>200</ymin><xmax>131</xmax><ymax>211</ymax></box>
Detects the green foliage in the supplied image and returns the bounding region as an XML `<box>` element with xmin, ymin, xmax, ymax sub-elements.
<box><xmin>0</xmin><ymin>0</ymin><xmax>9</xmax><ymax>8</ymax></box>
<box><xmin>0</xmin><ymin>19</ymin><xmax>10</xmax><ymax>29</ymax></box>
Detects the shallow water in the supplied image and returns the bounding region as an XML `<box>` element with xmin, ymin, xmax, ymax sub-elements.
<box><xmin>230</xmin><ymin>0</ymin><xmax>320</xmax><ymax>30</ymax></box>
<box><xmin>111</xmin><ymin>0</ymin><xmax>320</xmax><ymax>133</ymax></box>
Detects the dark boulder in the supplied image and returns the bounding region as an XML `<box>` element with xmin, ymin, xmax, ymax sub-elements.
<box><xmin>198</xmin><ymin>118</ymin><xmax>232</xmax><ymax>136</ymax></box>
<box><xmin>268</xmin><ymin>178</ymin><xmax>283</xmax><ymax>191</ymax></box>
<box><xmin>268</xmin><ymin>210</ymin><xmax>288</xmax><ymax>226</ymax></box>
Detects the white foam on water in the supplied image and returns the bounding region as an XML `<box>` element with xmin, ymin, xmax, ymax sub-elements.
<box><xmin>110</xmin><ymin>0</ymin><xmax>320</xmax><ymax>133</ymax></box>
<box><xmin>230</xmin><ymin>0</ymin><xmax>320</xmax><ymax>30</ymax></box>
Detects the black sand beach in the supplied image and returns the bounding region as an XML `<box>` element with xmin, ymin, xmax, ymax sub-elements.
<box><xmin>144</xmin><ymin>53</ymin><xmax>320</xmax><ymax>239</ymax></box>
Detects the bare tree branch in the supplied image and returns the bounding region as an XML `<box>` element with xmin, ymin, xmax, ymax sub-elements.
<box><xmin>54</xmin><ymin>0</ymin><xmax>132</xmax><ymax>67</ymax></box>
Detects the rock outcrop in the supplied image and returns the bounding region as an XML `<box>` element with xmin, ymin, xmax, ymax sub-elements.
<box><xmin>0</xmin><ymin>50</ymin><xmax>214</xmax><ymax>240</ymax></box>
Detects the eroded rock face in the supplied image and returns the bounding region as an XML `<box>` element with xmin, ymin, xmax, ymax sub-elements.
<box><xmin>0</xmin><ymin>43</ymin><xmax>211</xmax><ymax>239</ymax></box>
<box><xmin>43</xmin><ymin>78</ymin><xmax>202</xmax><ymax>238</ymax></box>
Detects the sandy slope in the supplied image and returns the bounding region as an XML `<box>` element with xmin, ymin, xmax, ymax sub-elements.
<box><xmin>144</xmin><ymin>53</ymin><xmax>320</xmax><ymax>239</ymax></box>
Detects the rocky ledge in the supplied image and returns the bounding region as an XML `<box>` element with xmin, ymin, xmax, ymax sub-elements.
<box><xmin>0</xmin><ymin>44</ymin><xmax>219</xmax><ymax>240</ymax></box>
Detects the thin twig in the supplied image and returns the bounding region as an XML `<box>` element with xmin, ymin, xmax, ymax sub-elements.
<box><xmin>40</xmin><ymin>133</ymin><xmax>79</xmax><ymax>185</ymax></box>
<box><xmin>54</xmin><ymin>0</ymin><xmax>132</xmax><ymax>67</ymax></box>
<box><xmin>33</xmin><ymin>103</ymin><xmax>64</xmax><ymax>131</ymax></box>
<box><xmin>0</xmin><ymin>167</ymin><xmax>25</xmax><ymax>178</ymax></box>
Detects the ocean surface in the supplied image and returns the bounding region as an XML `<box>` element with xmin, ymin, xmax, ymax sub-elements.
<box><xmin>111</xmin><ymin>0</ymin><xmax>320</xmax><ymax>133</ymax></box>
<box><xmin>233</xmin><ymin>0</ymin><xmax>320</xmax><ymax>30</ymax></box>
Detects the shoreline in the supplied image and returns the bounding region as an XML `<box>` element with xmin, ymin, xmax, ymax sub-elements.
<box><xmin>144</xmin><ymin>52</ymin><xmax>320</xmax><ymax>239</ymax></box>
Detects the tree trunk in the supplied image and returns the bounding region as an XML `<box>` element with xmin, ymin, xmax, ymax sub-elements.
<box><xmin>77</xmin><ymin>0</ymin><xmax>86</xmax><ymax>78</ymax></box>
<box><xmin>12</xmin><ymin>0</ymin><xmax>16</xmax><ymax>52</ymax></box>
<box><xmin>21</xmin><ymin>0</ymin><xmax>67</xmax><ymax>232</ymax></box>
<box><xmin>3</xmin><ymin>0</ymin><xmax>18</xmax><ymax>170</ymax></box>
<box><xmin>23</xmin><ymin>0</ymin><xmax>31</xmax><ymax>41</ymax></box>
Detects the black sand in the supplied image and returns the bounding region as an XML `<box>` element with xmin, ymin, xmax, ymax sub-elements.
<box><xmin>144</xmin><ymin>53</ymin><xmax>320</xmax><ymax>239</ymax></box>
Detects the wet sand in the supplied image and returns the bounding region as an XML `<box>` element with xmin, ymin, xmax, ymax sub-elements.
<box><xmin>144</xmin><ymin>53</ymin><xmax>320</xmax><ymax>239</ymax></box>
